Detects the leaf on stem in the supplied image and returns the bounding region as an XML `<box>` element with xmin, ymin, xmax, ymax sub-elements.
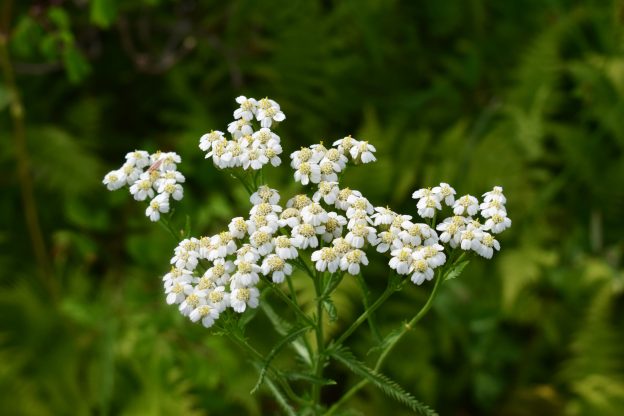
<box><xmin>251</xmin><ymin>325</ymin><xmax>312</xmax><ymax>394</ymax></box>
<box><xmin>261</xmin><ymin>302</ymin><xmax>312</xmax><ymax>365</ymax></box>
<box><xmin>323</xmin><ymin>298</ymin><xmax>338</xmax><ymax>322</ymax></box>
<box><xmin>283</xmin><ymin>371</ymin><xmax>337</xmax><ymax>386</ymax></box>
<box><xmin>329</xmin><ymin>346</ymin><xmax>438</xmax><ymax>416</ymax></box>
<box><xmin>252</xmin><ymin>363</ymin><xmax>297</xmax><ymax>416</ymax></box>
<box><xmin>444</xmin><ymin>259</ymin><xmax>470</xmax><ymax>281</ymax></box>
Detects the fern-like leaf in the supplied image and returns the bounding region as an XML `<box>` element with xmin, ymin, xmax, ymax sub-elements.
<box><xmin>329</xmin><ymin>346</ymin><xmax>438</xmax><ymax>416</ymax></box>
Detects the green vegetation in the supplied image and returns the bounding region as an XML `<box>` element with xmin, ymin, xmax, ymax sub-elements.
<box><xmin>1</xmin><ymin>0</ymin><xmax>623</xmax><ymax>414</ymax></box>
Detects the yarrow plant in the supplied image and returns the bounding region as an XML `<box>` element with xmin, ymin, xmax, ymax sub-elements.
<box><xmin>104</xmin><ymin>96</ymin><xmax>511</xmax><ymax>416</ymax></box>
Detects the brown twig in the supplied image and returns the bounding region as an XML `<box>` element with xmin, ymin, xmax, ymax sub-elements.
<box><xmin>0</xmin><ymin>0</ymin><xmax>57</xmax><ymax>299</ymax></box>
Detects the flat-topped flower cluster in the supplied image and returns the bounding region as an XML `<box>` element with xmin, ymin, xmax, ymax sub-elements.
<box><xmin>103</xmin><ymin>150</ymin><xmax>185</xmax><ymax>221</ymax></box>
<box><xmin>103</xmin><ymin>96</ymin><xmax>511</xmax><ymax>330</ymax></box>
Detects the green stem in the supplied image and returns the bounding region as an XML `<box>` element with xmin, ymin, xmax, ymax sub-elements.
<box><xmin>331</xmin><ymin>282</ymin><xmax>397</xmax><ymax>348</ymax></box>
<box><xmin>231</xmin><ymin>170</ymin><xmax>254</xmax><ymax>195</ymax></box>
<box><xmin>355</xmin><ymin>274</ymin><xmax>381</xmax><ymax>342</ymax></box>
<box><xmin>312</xmin><ymin>270</ymin><xmax>325</xmax><ymax>413</ymax></box>
<box><xmin>324</xmin><ymin>270</ymin><xmax>445</xmax><ymax>416</ymax></box>
<box><xmin>158</xmin><ymin>216</ymin><xmax>180</xmax><ymax>242</ymax></box>
<box><xmin>286</xmin><ymin>275</ymin><xmax>314</xmax><ymax>356</ymax></box>
<box><xmin>228</xmin><ymin>331</ymin><xmax>305</xmax><ymax>406</ymax></box>
<box><xmin>271</xmin><ymin>283</ymin><xmax>316</xmax><ymax>327</ymax></box>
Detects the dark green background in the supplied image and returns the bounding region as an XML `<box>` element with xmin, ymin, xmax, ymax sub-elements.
<box><xmin>1</xmin><ymin>0</ymin><xmax>623</xmax><ymax>414</ymax></box>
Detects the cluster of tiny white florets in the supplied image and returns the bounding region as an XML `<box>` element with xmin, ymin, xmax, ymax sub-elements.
<box><xmin>95</xmin><ymin>96</ymin><xmax>510</xmax><ymax>330</ymax></box>
<box><xmin>290</xmin><ymin>136</ymin><xmax>376</xmax><ymax>185</ymax></box>
<box><xmin>102</xmin><ymin>151</ymin><xmax>185</xmax><ymax>221</ymax></box>
<box><xmin>199</xmin><ymin>96</ymin><xmax>285</xmax><ymax>170</ymax></box>
<box><xmin>411</xmin><ymin>184</ymin><xmax>512</xmax><ymax>259</ymax></box>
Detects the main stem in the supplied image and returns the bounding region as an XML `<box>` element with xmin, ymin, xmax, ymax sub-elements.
<box><xmin>324</xmin><ymin>271</ymin><xmax>444</xmax><ymax>416</ymax></box>
<box><xmin>312</xmin><ymin>271</ymin><xmax>325</xmax><ymax>412</ymax></box>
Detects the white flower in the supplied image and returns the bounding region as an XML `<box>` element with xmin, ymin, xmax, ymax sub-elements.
<box><xmin>157</xmin><ymin>181</ymin><xmax>184</xmax><ymax>201</ymax></box>
<box><xmin>234</xmin><ymin>96</ymin><xmax>258</xmax><ymax>121</ymax></box>
<box><xmin>247</xmin><ymin>213</ymin><xmax>279</xmax><ymax>234</ymax></box>
<box><xmin>274</xmin><ymin>235</ymin><xmax>298</xmax><ymax>260</ymax></box>
<box><xmin>209</xmin><ymin>231</ymin><xmax>237</xmax><ymax>259</ymax></box>
<box><xmin>130</xmin><ymin>174</ymin><xmax>155</xmax><ymax>201</ymax></box>
<box><xmin>103</xmin><ymin>169</ymin><xmax>126</xmax><ymax>191</ymax></box>
<box><xmin>453</xmin><ymin>195</ymin><xmax>480</xmax><ymax>216</ymax></box>
<box><xmin>345</xmin><ymin>223</ymin><xmax>378</xmax><ymax>248</ymax></box>
<box><xmin>278</xmin><ymin>208</ymin><xmax>301</xmax><ymax>228</ymax></box>
<box><xmin>321</xmin><ymin>148</ymin><xmax>348</xmax><ymax>171</ymax></box>
<box><xmin>207</xmin><ymin>286</ymin><xmax>230</xmax><ymax>312</ymax></box>
<box><xmin>290</xmin><ymin>147</ymin><xmax>320</xmax><ymax>169</ymax></box>
<box><xmin>264</xmin><ymin>140</ymin><xmax>283</xmax><ymax>167</ymax></box>
<box><xmin>335</xmin><ymin>188</ymin><xmax>362</xmax><ymax>211</ymax></box>
<box><xmin>340</xmin><ymin>249</ymin><xmax>369</xmax><ymax>275</ymax></box>
<box><xmin>294</xmin><ymin>161</ymin><xmax>321</xmax><ymax>185</ymax></box>
<box><xmin>291</xmin><ymin>223</ymin><xmax>320</xmax><ymax>249</ymax></box>
<box><xmin>249</xmin><ymin>227</ymin><xmax>275</xmax><ymax>256</ymax></box>
<box><xmin>170</xmin><ymin>247</ymin><xmax>199</xmax><ymax>270</ymax></box>
<box><xmin>199</xmin><ymin>130</ymin><xmax>225</xmax><ymax>152</ymax></box>
<box><xmin>204</xmin><ymin>259</ymin><xmax>234</xmax><ymax>286</ymax></box>
<box><xmin>236</xmin><ymin>244</ymin><xmax>261</xmax><ymax>264</ymax></box>
<box><xmin>287</xmin><ymin>194</ymin><xmax>312</xmax><ymax>210</ymax></box>
<box><xmin>206</xmin><ymin>139</ymin><xmax>229</xmax><ymax>168</ymax></box>
<box><xmin>418</xmin><ymin>244</ymin><xmax>446</xmax><ymax>268</ymax></box>
<box><xmin>416</xmin><ymin>195</ymin><xmax>442</xmax><ymax>219</ymax></box>
<box><xmin>333</xmin><ymin>135</ymin><xmax>357</xmax><ymax>155</ymax></box>
<box><xmin>156</xmin><ymin>152</ymin><xmax>182</xmax><ymax>171</ymax></box>
<box><xmin>319</xmin><ymin>160</ymin><xmax>339</xmax><ymax>182</ymax></box>
<box><xmin>432</xmin><ymin>182</ymin><xmax>456</xmax><ymax>206</ymax></box>
<box><xmin>261</xmin><ymin>255</ymin><xmax>292</xmax><ymax>283</ymax></box>
<box><xmin>372</xmin><ymin>206</ymin><xmax>396</xmax><ymax>226</ymax></box>
<box><xmin>436</xmin><ymin>216</ymin><xmax>466</xmax><ymax>248</ymax></box>
<box><xmin>165</xmin><ymin>280</ymin><xmax>193</xmax><ymax>305</ymax></box>
<box><xmin>482</xmin><ymin>186</ymin><xmax>507</xmax><ymax>204</ymax></box>
<box><xmin>301</xmin><ymin>203</ymin><xmax>328</xmax><ymax>226</ymax></box>
<box><xmin>120</xmin><ymin>162</ymin><xmax>142</xmax><ymax>185</ymax></box>
<box><xmin>349</xmin><ymin>141</ymin><xmax>376</xmax><ymax>163</ymax></box>
<box><xmin>479</xmin><ymin>199</ymin><xmax>507</xmax><ymax>218</ymax></box>
<box><xmin>228</xmin><ymin>217</ymin><xmax>249</xmax><ymax>239</ymax></box>
<box><xmin>257</xmin><ymin>104</ymin><xmax>286</xmax><ymax>128</ymax></box>
<box><xmin>409</xmin><ymin>258</ymin><xmax>434</xmax><ymax>285</ymax></box>
<box><xmin>311</xmin><ymin>247</ymin><xmax>340</xmax><ymax>273</ymax></box>
<box><xmin>399</xmin><ymin>221</ymin><xmax>437</xmax><ymax>247</ymax></box>
<box><xmin>125</xmin><ymin>150</ymin><xmax>151</xmax><ymax>168</ymax></box>
<box><xmin>459</xmin><ymin>228</ymin><xmax>484</xmax><ymax>252</ymax></box>
<box><xmin>389</xmin><ymin>247</ymin><xmax>414</xmax><ymax>275</ymax></box>
<box><xmin>189</xmin><ymin>304</ymin><xmax>220</xmax><ymax>328</ymax></box>
<box><xmin>313</xmin><ymin>181</ymin><xmax>340</xmax><ymax>205</ymax></box>
<box><xmin>227</xmin><ymin>119</ymin><xmax>254</xmax><ymax>139</ymax></box>
<box><xmin>345</xmin><ymin>195</ymin><xmax>374</xmax><ymax>218</ymax></box>
<box><xmin>322</xmin><ymin>212</ymin><xmax>347</xmax><ymax>242</ymax></box>
<box><xmin>376</xmin><ymin>230</ymin><xmax>398</xmax><ymax>253</ymax></box>
<box><xmin>483</xmin><ymin>213</ymin><xmax>512</xmax><ymax>234</ymax></box>
<box><xmin>476</xmin><ymin>232</ymin><xmax>500</xmax><ymax>259</ymax></box>
<box><xmin>250</xmin><ymin>186</ymin><xmax>281</xmax><ymax>205</ymax></box>
<box><xmin>231</xmin><ymin>259</ymin><xmax>261</xmax><ymax>287</ymax></box>
<box><xmin>146</xmin><ymin>194</ymin><xmax>170</xmax><ymax>221</ymax></box>
<box><xmin>179</xmin><ymin>287</ymin><xmax>207</xmax><ymax>316</ymax></box>
<box><xmin>230</xmin><ymin>286</ymin><xmax>260</xmax><ymax>313</ymax></box>
<box><xmin>163</xmin><ymin>267</ymin><xmax>193</xmax><ymax>288</ymax></box>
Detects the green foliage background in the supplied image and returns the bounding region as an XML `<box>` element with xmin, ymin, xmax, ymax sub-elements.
<box><xmin>1</xmin><ymin>0</ymin><xmax>623</xmax><ymax>414</ymax></box>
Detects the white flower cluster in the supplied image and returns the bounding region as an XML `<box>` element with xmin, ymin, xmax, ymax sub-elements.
<box><xmin>290</xmin><ymin>136</ymin><xmax>376</xmax><ymax>185</ymax></box>
<box><xmin>412</xmin><ymin>185</ymin><xmax>512</xmax><ymax>259</ymax></box>
<box><xmin>103</xmin><ymin>150</ymin><xmax>185</xmax><ymax>221</ymax></box>
<box><xmin>135</xmin><ymin>95</ymin><xmax>512</xmax><ymax>330</ymax></box>
<box><xmin>199</xmin><ymin>96</ymin><xmax>285</xmax><ymax>170</ymax></box>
